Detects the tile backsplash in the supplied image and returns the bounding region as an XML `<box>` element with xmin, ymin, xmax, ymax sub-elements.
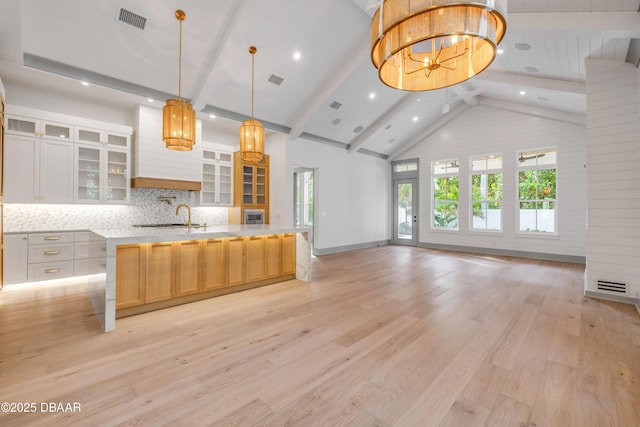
<box><xmin>3</xmin><ymin>188</ymin><xmax>228</xmax><ymax>232</ymax></box>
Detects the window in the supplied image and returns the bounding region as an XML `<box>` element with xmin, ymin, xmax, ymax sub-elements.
<box><xmin>518</xmin><ymin>148</ymin><xmax>557</xmax><ymax>233</ymax></box>
<box><xmin>471</xmin><ymin>155</ymin><xmax>503</xmax><ymax>231</ymax></box>
<box><xmin>393</xmin><ymin>162</ymin><xmax>418</xmax><ymax>173</ymax></box>
<box><xmin>294</xmin><ymin>169</ymin><xmax>314</xmax><ymax>227</ymax></box>
<box><xmin>433</xmin><ymin>160</ymin><xmax>459</xmax><ymax>230</ymax></box>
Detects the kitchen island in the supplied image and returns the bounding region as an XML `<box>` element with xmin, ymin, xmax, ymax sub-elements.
<box><xmin>87</xmin><ymin>224</ymin><xmax>311</xmax><ymax>332</ymax></box>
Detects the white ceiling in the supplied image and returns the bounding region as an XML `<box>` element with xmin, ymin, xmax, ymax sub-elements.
<box><xmin>0</xmin><ymin>0</ymin><xmax>638</xmax><ymax>159</ymax></box>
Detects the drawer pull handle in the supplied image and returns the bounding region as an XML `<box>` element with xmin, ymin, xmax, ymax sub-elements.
<box><xmin>100</xmin><ymin>247</ymin><xmax>106</xmax><ymax>252</ymax></box>
<box><xmin>44</xmin><ymin>236</ymin><xmax>61</xmax><ymax>241</ymax></box>
<box><xmin>44</xmin><ymin>250</ymin><xmax>61</xmax><ymax>255</ymax></box>
<box><xmin>44</xmin><ymin>268</ymin><xmax>60</xmax><ymax>274</ymax></box>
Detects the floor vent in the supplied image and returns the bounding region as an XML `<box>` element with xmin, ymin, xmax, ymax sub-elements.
<box><xmin>597</xmin><ymin>280</ymin><xmax>627</xmax><ymax>294</ymax></box>
<box><xmin>118</xmin><ymin>8</ymin><xmax>147</xmax><ymax>30</ymax></box>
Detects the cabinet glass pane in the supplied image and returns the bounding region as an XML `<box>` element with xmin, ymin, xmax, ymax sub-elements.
<box><xmin>78</xmin><ymin>129</ymin><xmax>100</xmax><ymax>143</ymax></box>
<box><xmin>243</xmin><ymin>166</ymin><xmax>253</xmax><ymax>204</ymax></box>
<box><xmin>8</xmin><ymin>118</ymin><xmax>36</xmax><ymax>134</ymax></box>
<box><xmin>77</xmin><ymin>147</ymin><xmax>101</xmax><ymax>200</ymax></box>
<box><xmin>44</xmin><ymin>124</ymin><xmax>70</xmax><ymax>139</ymax></box>
<box><xmin>203</xmin><ymin>150</ymin><xmax>216</xmax><ymax>161</ymax></box>
<box><xmin>107</xmin><ymin>150</ymin><xmax>127</xmax><ymax>200</ymax></box>
<box><xmin>107</xmin><ymin>134</ymin><xmax>127</xmax><ymax>147</ymax></box>
<box><xmin>256</xmin><ymin>167</ymin><xmax>266</xmax><ymax>204</ymax></box>
<box><xmin>219</xmin><ymin>153</ymin><xmax>232</xmax><ymax>162</ymax></box>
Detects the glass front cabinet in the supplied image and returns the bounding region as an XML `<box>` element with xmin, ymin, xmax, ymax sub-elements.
<box><xmin>75</xmin><ymin>145</ymin><xmax>129</xmax><ymax>203</ymax></box>
<box><xmin>201</xmin><ymin>145</ymin><xmax>233</xmax><ymax>206</ymax></box>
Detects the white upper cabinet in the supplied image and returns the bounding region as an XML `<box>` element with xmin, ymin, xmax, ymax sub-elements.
<box><xmin>201</xmin><ymin>143</ymin><xmax>233</xmax><ymax>206</ymax></box>
<box><xmin>76</xmin><ymin>126</ymin><xmax>129</xmax><ymax>148</ymax></box>
<box><xmin>6</xmin><ymin>115</ymin><xmax>73</xmax><ymax>141</ymax></box>
<box><xmin>5</xmin><ymin>134</ymin><xmax>74</xmax><ymax>203</ymax></box>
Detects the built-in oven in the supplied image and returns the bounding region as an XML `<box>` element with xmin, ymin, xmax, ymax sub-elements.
<box><xmin>244</xmin><ymin>209</ymin><xmax>265</xmax><ymax>224</ymax></box>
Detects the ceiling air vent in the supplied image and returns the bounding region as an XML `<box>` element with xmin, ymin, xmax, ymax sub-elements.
<box><xmin>118</xmin><ymin>8</ymin><xmax>147</xmax><ymax>30</ymax></box>
<box><xmin>596</xmin><ymin>280</ymin><xmax>627</xmax><ymax>294</ymax></box>
<box><xmin>329</xmin><ymin>101</ymin><xmax>342</xmax><ymax>110</ymax></box>
<box><xmin>268</xmin><ymin>74</ymin><xmax>284</xmax><ymax>86</ymax></box>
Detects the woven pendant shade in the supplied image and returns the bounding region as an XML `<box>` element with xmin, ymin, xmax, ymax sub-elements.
<box><xmin>371</xmin><ymin>0</ymin><xmax>507</xmax><ymax>91</ymax></box>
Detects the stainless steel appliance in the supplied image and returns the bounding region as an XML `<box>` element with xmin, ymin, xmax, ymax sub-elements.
<box><xmin>244</xmin><ymin>209</ymin><xmax>264</xmax><ymax>224</ymax></box>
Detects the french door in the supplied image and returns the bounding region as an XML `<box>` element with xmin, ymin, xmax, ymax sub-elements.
<box><xmin>393</xmin><ymin>178</ymin><xmax>418</xmax><ymax>246</ymax></box>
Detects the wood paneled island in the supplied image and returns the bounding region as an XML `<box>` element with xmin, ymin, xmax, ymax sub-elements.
<box><xmin>87</xmin><ymin>225</ymin><xmax>311</xmax><ymax>332</ymax></box>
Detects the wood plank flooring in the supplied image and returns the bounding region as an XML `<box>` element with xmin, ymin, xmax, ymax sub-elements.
<box><xmin>1</xmin><ymin>246</ymin><xmax>639</xmax><ymax>426</ymax></box>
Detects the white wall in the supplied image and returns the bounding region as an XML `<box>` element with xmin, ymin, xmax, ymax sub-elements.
<box><xmin>285</xmin><ymin>137</ymin><xmax>390</xmax><ymax>253</ymax></box>
<box><xmin>585</xmin><ymin>59</ymin><xmax>640</xmax><ymax>300</ymax></box>
<box><xmin>4</xmin><ymin>82</ymin><xmax>132</xmax><ymax>126</ymax></box>
<box><xmin>397</xmin><ymin>104</ymin><xmax>587</xmax><ymax>258</ymax></box>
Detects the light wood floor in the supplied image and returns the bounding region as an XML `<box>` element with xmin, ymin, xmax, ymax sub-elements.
<box><xmin>1</xmin><ymin>246</ymin><xmax>639</xmax><ymax>426</ymax></box>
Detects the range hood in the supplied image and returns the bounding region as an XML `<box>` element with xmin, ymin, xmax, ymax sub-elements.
<box><xmin>132</xmin><ymin>105</ymin><xmax>202</xmax><ymax>191</ymax></box>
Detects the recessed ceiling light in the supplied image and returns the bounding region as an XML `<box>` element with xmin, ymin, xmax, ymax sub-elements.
<box><xmin>81</xmin><ymin>81</ymin><xmax>89</xmax><ymax>86</ymax></box>
<box><xmin>497</xmin><ymin>49</ymin><xmax>504</xmax><ymax>54</ymax></box>
<box><xmin>412</xmin><ymin>116</ymin><xmax>419</xmax><ymax>122</ymax></box>
<box><xmin>147</xmin><ymin>98</ymin><xmax>154</xmax><ymax>103</ymax></box>
<box><xmin>515</xmin><ymin>43</ymin><xmax>532</xmax><ymax>51</ymax></box>
<box><xmin>369</xmin><ymin>92</ymin><xmax>376</xmax><ymax>100</ymax></box>
<box><xmin>209</xmin><ymin>114</ymin><xmax>216</xmax><ymax>119</ymax></box>
<box><xmin>353</xmin><ymin>125</ymin><xmax>364</xmax><ymax>133</ymax></box>
<box><xmin>293</xmin><ymin>51</ymin><xmax>301</xmax><ymax>61</ymax></box>
<box><xmin>519</xmin><ymin>90</ymin><xmax>527</xmax><ymax>96</ymax></box>
<box><xmin>332</xmin><ymin>118</ymin><xmax>341</xmax><ymax>125</ymax></box>
<box><xmin>524</xmin><ymin>66</ymin><xmax>539</xmax><ymax>73</ymax></box>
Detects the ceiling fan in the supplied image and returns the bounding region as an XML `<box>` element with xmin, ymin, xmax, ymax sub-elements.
<box><xmin>519</xmin><ymin>153</ymin><xmax>546</xmax><ymax>162</ymax></box>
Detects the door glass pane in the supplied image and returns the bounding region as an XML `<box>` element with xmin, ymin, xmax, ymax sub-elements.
<box><xmin>397</xmin><ymin>182</ymin><xmax>413</xmax><ymax>240</ymax></box>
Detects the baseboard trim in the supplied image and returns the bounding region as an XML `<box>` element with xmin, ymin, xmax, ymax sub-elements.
<box><xmin>585</xmin><ymin>290</ymin><xmax>640</xmax><ymax>308</ymax></box>
<box><xmin>314</xmin><ymin>240</ymin><xmax>390</xmax><ymax>256</ymax></box>
<box><xmin>417</xmin><ymin>242</ymin><xmax>586</xmax><ymax>264</ymax></box>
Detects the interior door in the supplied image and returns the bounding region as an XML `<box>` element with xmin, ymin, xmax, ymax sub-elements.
<box><xmin>393</xmin><ymin>178</ymin><xmax>418</xmax><ymax>246</ymax></box>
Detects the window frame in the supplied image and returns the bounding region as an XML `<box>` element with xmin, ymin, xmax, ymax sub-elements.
<box><xmin>470</xmin><ymin>154</ymin><xmax>503</xmax><ymax>232</ymax></box>
<box><xmin>516</xmin><ymin>147</ymin><xmax>558</xmax><ymax>235</ymax></box>
<box><xmin>432</xmin><ymin>159</ymin><xmax>460</xmax><ymax>231</ymax></box>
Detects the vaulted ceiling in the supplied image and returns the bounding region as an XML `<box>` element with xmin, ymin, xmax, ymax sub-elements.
<box><xmin>0</xmin><ymin>0</ymin><xmax>638</xmax><ymax>160</ymax></box>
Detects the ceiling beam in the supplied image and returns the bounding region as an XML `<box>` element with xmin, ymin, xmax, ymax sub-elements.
<box><xmin>190</xmin><ymin>0</ymin><xmax>246</xmax><ymax>110</ymax></box>
<box><xmin>478</xmin><ymin>97</ymin><xmax>585</xmax><ymax>126</ymax></box>
<box><xmin>288</xmin><ymin>33</ymin><xmax>370</xmax><ymax>139</ymax></box>
<box><xmin>449</xmin><ymin>86</ymin><xmax>483</xmax><ymax>106</ymax></box>
<box><xmin>388</xmin><ymin>103</ymin><xmax>471</xmax><ymax>161</ymax></box>
<box><xmin>348</xmin><ymin>93</ymin><xmax>416</xmax><ymax>153</ymax></box>
<box><xmin>475</xmin><ymin>70</ymin><xmax>586</xmax><ymax>95</ymax></box>
<box><xmin>507</xmin><ymin>12</ymin><xmax>640</xmax><ymax>37</ymax></box>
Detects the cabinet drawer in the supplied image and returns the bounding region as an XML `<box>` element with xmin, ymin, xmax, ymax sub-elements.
<box><xmin>29</xmin><ymin>242</ymin><xmax>75</xmax><ymax>263</ymax></box>
<box><xmin>28</xmin><ymin>232</ymin><xmax>75</xmax><ymax>244</ymax></box>
<box><xmin>28</xmin><ymin>260</ymin><xmax>75</xmax><ymax>281</ymax></box>
<box><xmin>74</xmin><ymin>231</ymin><xmax>90</xmax><ymax>242</ymax></box>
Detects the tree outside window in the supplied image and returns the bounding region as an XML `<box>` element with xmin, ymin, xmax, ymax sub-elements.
<box><xmin>518</xmin><ymin>149</ymin><xmax>557</xmax><ymax>233</ymax></box>
<box><xmin>471</xmin><ymin>154</ymin><xmax>503</xmax><ymax>231</ymax></box>
<box><xmin>433</xmin><ymin>160</ymin><xmax>459</xmax><ymax>229</ymax></box>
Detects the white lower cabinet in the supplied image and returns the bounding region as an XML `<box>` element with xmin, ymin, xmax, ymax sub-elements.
<box><xmin>3</xmin><ymin>231</ymin><xmax>106</xmax><ymax>285</ymax></box>
<box><xmin>4</xmin><ymin>234</ymin><xmax>28</xmax><ymax>284</ymax></box>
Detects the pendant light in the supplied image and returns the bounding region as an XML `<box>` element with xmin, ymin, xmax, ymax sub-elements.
<box><xmin>371</xmin><ymin>0</ymin><xmax>507</xmax><ymax>91</ymax></box>
<box><xmin>163</xmin><ymin>9</ymin><xmax>196</xmax><ymax>150</ymax></box>
<box><xmin>239</xmin><ymin>46</ymin><xmax>265</xmax><ymax>163</ymax></box>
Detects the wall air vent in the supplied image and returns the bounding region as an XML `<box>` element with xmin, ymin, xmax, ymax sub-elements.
<box><xmin>596</xmin><ymin>280</ymin><xmax>627</xmax><ymax>294</ymax></box>
<box><xmin>329</xmin><ymin>101</ymin><xmax>342</xmax><ymax>110</ymax></box>
<box><xmin>118</xmin><ymin>8</ymin><xmax>147</xmax><ymax>30</ymax></box>
<box><xmin>268</xmin><ymin>74</ymin><xmax>284</xmax><ymax>86</ymax></box>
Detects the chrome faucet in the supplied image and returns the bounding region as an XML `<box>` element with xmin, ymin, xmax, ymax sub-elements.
<box><xmin>175</xmin><ymin>203</ymin><xmax>191</xmax><ymax>227</ymax></box>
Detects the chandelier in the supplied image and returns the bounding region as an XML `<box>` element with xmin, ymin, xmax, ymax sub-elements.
<box><xmin>371</xmin><ymin>0</ymin><xmax>507</xmax><ymax>91</ymax></box>
<box><xmin>239</xmin><ymin>46</ymin><xmax>265</xmax><ymax>163</ymax></box>
<box><xmin>163</xmin><ymin>10</ymin><xmax>196</xmax><ymax>150</ymax></box>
